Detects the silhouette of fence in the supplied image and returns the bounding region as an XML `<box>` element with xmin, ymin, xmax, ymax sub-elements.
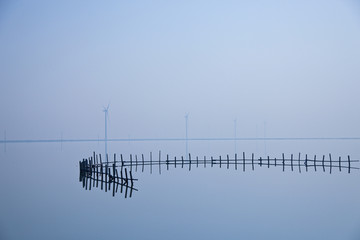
<box><xmin>79</xmin><ymin>157</ymin><xmax>137</xmax><ymax>198</ymax></box>
<box><xmin>79</xmin><ymin>151</ymin><xmax>359</xmax><ymax>197</ymax></box>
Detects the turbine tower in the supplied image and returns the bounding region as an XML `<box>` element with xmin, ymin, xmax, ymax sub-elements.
<box><xmin>103</xmin><ymin>105</ymin><xmax>109</xmax><ymax>159</ymax></box>
<box><xmin>234</xmin><ymin>118</ymin><xmax>237</xmax><ymax>154</ymax></box>
<box><xmin>264</xmin><ymin>121</ymin><xmax>267</xmax><ymax>156</ymax></box>
<box><xmin>185</xmin><ymin>113</ymin><xmax>189</xmax><ymax>159</ymax></box>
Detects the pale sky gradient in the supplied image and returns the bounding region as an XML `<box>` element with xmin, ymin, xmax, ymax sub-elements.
<box><xmin>1</xmin><ymin>0</ymin><xmax>360</xmax><ymax>142</ymax></box>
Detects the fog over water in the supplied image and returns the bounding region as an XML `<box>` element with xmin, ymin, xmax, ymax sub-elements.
<box><xmin>1</xmin><ymin>1</ymin><xmax>360</xmax><ymax>239</ymax></box>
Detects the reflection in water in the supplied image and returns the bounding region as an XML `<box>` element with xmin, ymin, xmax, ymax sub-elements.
<box><xmin>79</xmin><ymin>152</ymin><xmax>359</xmax><ymax>198</ymax></box>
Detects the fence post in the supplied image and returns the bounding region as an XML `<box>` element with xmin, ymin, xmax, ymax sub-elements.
<box><xmin>150</xmin><ymin>152</ymin><xmax>153</xmax><ymax>174</ymax></box>
<box><xmin>235</xmin><ymin>153</ymin><xmax>238</xmax><ymax>170</ymax></box>
<box><xmin>282</xmin><ymin>153</ymin><xmax>285</xmax><ymax>172</ymax></box>
<box><xmin>189</xmin><ymin>153</ymin><xmax>191</xmax><ymax>171</ymax></box>
<box><xmin>166</xmin><ymin>154</ymin><xmax>169</xmax><ymax>171</ymax></box>
<box><xmin>226</xmin><ymin>155</ymin><xmax>229</xmax><ymax>169</ymax></box>
<box><xmin>339</xmin><ymin>156</ymin><xmax>341</xmax><ymax>172</ymax></box>
<box><xmin>252</xmin><ymin>153</ymin><xmax>254</xmax><ymax>171</ymax></box>
<box><xmin>142</xmin><ymin>154</ymin><xmax>144</xmax><ymax>172</ymax></box>
<box><xmin>159</xmin><ymin>151</ymin><xmax>162</xmax><ymax>175</ymax></box>
<box><xmin>242</xmin><ymin>152</ymin><xmax>245</xmax><ymax>172</ymax></box>
<box><xmin>135</xmin><ymin>155</ymin><xmax>138</xmax><ymax>172</ymax></box>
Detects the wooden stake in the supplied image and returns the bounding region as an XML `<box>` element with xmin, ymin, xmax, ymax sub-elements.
<box><xmin>282</xmin><ymin>153</ymin><xmax>285</xmax><ymax>172</ymax></box>
<box><xmin>142</xmin><ymin>154</ymin><xmax>144</xmax><ymax>172</ymax></box>
<box><xmin>235</xmin><ymin>153</ymin><xmax>238</xmax><ymax>170</ymax></box>
<box><xmin>159</xmin><ymin>151</ymin><xmax>161</xmax><ymax>175</ymax></box>
<box><xmin>227</xmin><ymin>155</ymin><xmax>229</xmax><ymax>169</ymax></box>
<box><xmin>339</xmin><ymin>156</ymin><xmax>341</xmax><ymax>172</ymax></box>
<box><xmin>242</xmin><ymin>152</ymin><xmax>245</xmax><ymax>172</ymax></box>
<box><xmin>189</xmin><ymin>153</ymin><xmax>191</xmax><ymax>171</ymax></box>
<box><xmin>252</xmin><ymin>153</ymin><xmax>254</xmax><ymax>171</ymax></box>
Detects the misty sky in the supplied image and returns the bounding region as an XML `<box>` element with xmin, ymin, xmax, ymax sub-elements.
<box><xmin>1</xmin><ymin>0</ymin><xmax>360</xmax><ymax>142</ymax></box>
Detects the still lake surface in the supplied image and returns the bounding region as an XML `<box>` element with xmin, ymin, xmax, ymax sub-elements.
<box><xmin>0</xmin><ymin>140</ymin><xmax>359</xmax><ymax>240</ymax></box>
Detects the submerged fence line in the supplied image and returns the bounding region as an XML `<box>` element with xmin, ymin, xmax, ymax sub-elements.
<box><xmin>83</xmin><ymin>151</ymin><xmax>359</xmax><ymax>175</ymax></box>
<box><xmin>79</xmin><ymin>151</ymin><xmax>359</xmax><ymax>198</ymax></box>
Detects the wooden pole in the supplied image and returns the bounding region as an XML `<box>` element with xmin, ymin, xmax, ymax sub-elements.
<box><xmin>235</xmin><ymin>153</ymin><xmax>238</xmax><ymax>170</ymax></box>
<box><xmin>135</xmin><ymin>155</ymin><xmax>138</xmax><ymax>172</ymax></box>
<box><xmin>189</xmin><ymin>153</ymin><xmax>191</xmax><ymax>171</ymax></box>
<box><xmin>251</xmin><ymin>153</ymin><xmax>254</xmax><ymax>171</ymax></box>
<box><xmin>150</xmin><ymin>152</ymin><xmax>153</xmax><ymax>174</ymax></box>
<box><xmin>142</xmin><ymin>154</ymin><xmax>144</xmax><ymax>172</ymax></box>
<box><xmin>274</xmin><ymin>157</ymin><xmax>277</xmax><ymax>167</ymax></box>
<box><xmin>166</xmin><ymin>154</ymin><xmax>169</xmax><ymax>171</ymax></box>
<box><xmin>242</xmin><ymin>152</ymin><xmax>245</xmax><ymax>172</ymax></box>
<box><xmin>339</xmin><ymin>156</ymin><xmax>341</xmax><ymax>172</ymax></box>
<box><xmin>282</xmin><ymin>153</ymin><xmax>285</xmax><ymax>172</ymax></box>
<box><xmin>159</xmin><ymin>151</ymin><xmax>162</xmax><ymax>175</ymax></box>
<box><xmin>130</xmin><ymin>154</ymin><xmax>133</xmax><ymax>172</ymax></box>
<box><xmin>227</xmin><ymin>154</ymin><xmax>229</xmax><ymax>169</ymax></box>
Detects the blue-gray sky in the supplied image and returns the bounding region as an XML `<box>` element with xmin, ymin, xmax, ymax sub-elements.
<box><xmin>1</xmin><ymin>2</ymin><xmax>360</xmax><ymax>239</ymax></box>
<box><xmin>1</xmin><ymin>0</ymin><xmax>360</xmax><ymax>142</ymax></box>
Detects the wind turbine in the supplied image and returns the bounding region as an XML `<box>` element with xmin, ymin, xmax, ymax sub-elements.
<box><xmin>103</xmin><ymin>104</ymin><xmax>110</xmax><ymax>160</ymax></box>
<box><xmin>234</xmin><ymin>118</ymin><xmax>237</xmax><ymax>154</ymax></box>
<box><xmin>185</xmin><ymin>113</ymin><xmax>189</xmax><ymax>159</ymax></box>
<box><xmin>264</xmin><ymin>121</ymin><xmax>267</xmax><ymax>156</ymax></box>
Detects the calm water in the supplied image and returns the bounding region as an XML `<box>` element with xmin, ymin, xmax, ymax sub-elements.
<box><xmin>1</xmin><ymin>140</ymin><xmax>359</xmax><ymax>240</ymax></box>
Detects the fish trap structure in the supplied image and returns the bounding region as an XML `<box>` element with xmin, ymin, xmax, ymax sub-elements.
<box><xmin>79</xmin><ymin>151</ymin><xmax>359</xmax><ymax>197</ymax></box>
<box><xmin>79</xmin><ymin>158</ymin><xmax>137</xmax><ymax>198</ymax></box>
